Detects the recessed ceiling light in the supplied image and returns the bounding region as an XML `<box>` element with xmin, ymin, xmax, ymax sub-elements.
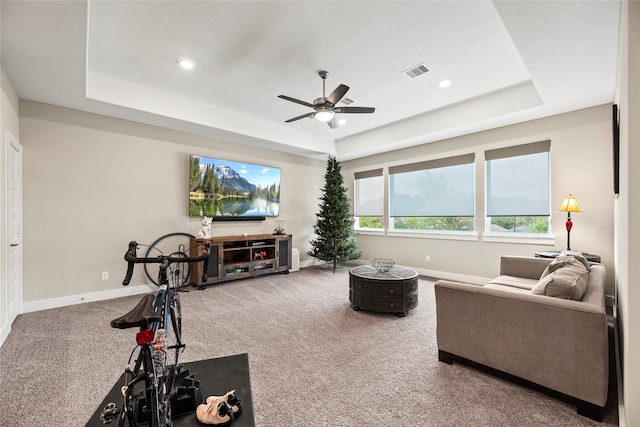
<box><xmin>177</xmin><ymin>58</ymin><xmax>195</xmax><ymax>69</ymax></box>
<box><xmin>438</xmin><ymin>79</ymin><xmax>452</xmax><ymax>88</ymax></box>
<box><xmin>338</xmin><ymin>119</ymin><xmax>347</xmax><ymax>125</ymax></box>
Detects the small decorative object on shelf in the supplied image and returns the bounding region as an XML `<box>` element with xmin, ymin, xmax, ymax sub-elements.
<box><xmin>196</xmin><ymin>216</ymin><xmax>212</xmax><ymax>238</ymax></box>
<box><xmin>370</xmin><ymin>258</ymin><xmax>395</xmax><ymax>272</ymax></box>
<box><xmin>273</xmin><ymin>220</ymin><xmax>286</xmax><ymax>235</ymax></box>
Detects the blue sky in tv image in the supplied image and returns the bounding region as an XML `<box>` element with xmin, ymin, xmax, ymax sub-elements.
<box><xmin>190</xmin><ymin>155</ymin><xmax>281</xmax><ymax>217</ymax></box>
<box><xmin>197</xmin><ymin>156</ymin><xmax>281</xmax><ymax>189</ymax></box>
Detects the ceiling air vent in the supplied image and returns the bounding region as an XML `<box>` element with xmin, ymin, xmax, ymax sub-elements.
<box><xmin>403</xmin><ymin>63</ymin><xmax>429</xmax><ymax>79</ymax></box>
<box><xmin>340</xmin><ymin>97</ymin><xmax>354</xmax><ymax>105</ymax></box>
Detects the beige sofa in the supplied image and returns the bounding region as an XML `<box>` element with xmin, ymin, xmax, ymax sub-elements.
<box><xmin>434</xmin><ymin>255</ymin><xmax>608</xmax><ymax>420</ymax></box>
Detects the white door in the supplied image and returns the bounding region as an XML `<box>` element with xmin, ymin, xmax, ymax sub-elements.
<box><xmin>7</xmin><ymin>132</ymin><xmax>22</xmax><ymax>323</ymax></box>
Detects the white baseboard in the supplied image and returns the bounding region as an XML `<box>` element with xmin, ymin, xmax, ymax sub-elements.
<box><xmin>347</xmin><ymin>258</ymin><xmax>490</xmax><ymax>284</ymax></box>
<box><xmin>21</xmin><ymin>284</ymin><xmax>156</xmax><ymax>314</ymax></box>
<box><xmin>19</xmin><ymin>264</ymin><xmax>317</xmax><ymax>313</ymax></box>
<box><xmin>17</xmin><ymin>264</ymin><xmax>489</xmax><ymax>315</ymax></box>
<box><xmin>298</xmin><ymin>259</ymin><xmax>317</xmax><ymax>269</ymax></box>
<box><xmin>21</xmin><ymin>264</ymin><xmax>321</xmax><ymax>314</ymax></box>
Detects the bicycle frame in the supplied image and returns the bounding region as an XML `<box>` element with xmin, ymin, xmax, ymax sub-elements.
<box><xmin>117</xmin><ymin>279</ymin><xmax>174</xmax><ymax>427</ymax></box>
<box><xmin>111</xmin><ymin>240</ymin><xmax>209</xmax><ymax>427</ymax></box>
<box><xmin>118</xmin><ymin>343</ymin><xmax>160</xmax><ymax>427</ymax></box>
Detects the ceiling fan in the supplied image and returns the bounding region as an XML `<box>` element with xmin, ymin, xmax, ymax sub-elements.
<box><xmin>278</xmin><ymin>71</ymin><xmax>375</xmax><ymax>128</ymax></box>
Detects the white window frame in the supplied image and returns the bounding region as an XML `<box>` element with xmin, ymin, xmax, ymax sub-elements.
<box><xmin>354</xmin><ymin>169</ymin><xmax>384</xmax><ymax>233</ymax></box>
<box><xmin>484</xmin><ymin>140</ymin><xmax>554</xmax><ymax>243</ymax></box>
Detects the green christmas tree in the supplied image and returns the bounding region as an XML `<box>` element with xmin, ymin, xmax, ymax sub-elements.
<box><xmin>308</xmin><ymin>156</ymin><xmax>361</xmax><ymax>272</ymax></box>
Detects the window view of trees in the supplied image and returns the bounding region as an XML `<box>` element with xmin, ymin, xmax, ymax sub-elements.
<box><xmin>357</xmin><ymin>215</ymin><xmax>548</xmax><ymax>233</ymax></box>
<box><xmin>489</xmin><ymin>216</ymin><xmax>549</xmax><ymax>233</ymax></box>
<box><xmin>357</xmin><ymin>216</ymin><xmax>383</xmax><ymax>229</ymax></box>
<box><xmin>392</xmin><ymin>217</ymin><xmax>474</xmax><ymax>231</ymax></box>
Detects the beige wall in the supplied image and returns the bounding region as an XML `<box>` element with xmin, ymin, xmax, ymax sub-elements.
<box><xmin>19</xmin><ymin>101</ymin><xmax>325</xmax><ymax>303</ymax></box>
<box><xmin>4</xmin><ymin>18</ymin><xmax>634</xmax><ymax>422</ymax></box>
<box><xmin>0</xmin><ymin>65</ymin><xmax>20</xmax><ymax>342</ymax></box>
<box><xmin>343</xmin><ymin>105</ymin><xmax>615</xmax><ymax>292</ymax></box>
<box><xmin>614</xmin><ymin>2</ymin><xmax>640</xmax><ymax>426</ymax></box>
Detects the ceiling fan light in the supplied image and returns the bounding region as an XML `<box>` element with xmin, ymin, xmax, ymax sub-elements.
<box><xmin>315</xmin><ymin>110</ymin><xmax>334</xmax><ymax>122</ymax></box>
<box><xmin>177</xmin><ymin>57</ymin><xmax>195</xmax><ymax>69</ymax></box>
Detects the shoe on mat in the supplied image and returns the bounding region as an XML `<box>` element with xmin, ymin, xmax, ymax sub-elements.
<box><xmin>99</xmin><ymin>402</ymin><xmax>120</xmax><ymax>424</ymax></box>
<box><xmin>205</xmin><ymin>390</ymin><xmax>243</xmax><ymax>417</ymax></box>
<box><xmin>196</xmin><ymin>401</ymin><xmax>234</xmax><ymax>426</ymax></box>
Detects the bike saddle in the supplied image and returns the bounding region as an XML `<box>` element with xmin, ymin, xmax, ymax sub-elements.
<box><xmin>110</xmin><ymin>294</ymin><xmax>161</xmax><ymax>329</ymax></box>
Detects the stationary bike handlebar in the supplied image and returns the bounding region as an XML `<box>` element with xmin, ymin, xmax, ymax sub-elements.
<box><xmin>122</xmin><ymin>240</ymin><xmax>210</xmax><ymax>286</ymax></box>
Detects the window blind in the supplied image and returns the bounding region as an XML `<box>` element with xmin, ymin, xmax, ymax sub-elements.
<box><xmin>354</xmin><ymin>169</ymin><xmax>383</xmax><ymax>216</ymax></box>
<box><xmin>389</xmin><ymin>154</ymin><xmax>475</xmax><ymax>217</ymax></box>
<box><xmin>485</xmin><ymin>141</ymin><xmax>550</xmax><ymax>216</ymax></box>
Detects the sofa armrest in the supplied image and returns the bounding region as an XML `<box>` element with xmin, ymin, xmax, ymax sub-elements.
<box><xmin>434</xmin><ymin>280</ymin><xmax>609</xmax><ymax>407</ymax></box>
<box><xmin>499</xmin><ymin>256</ymin><xmax>552</xmax><ymax>279</ymax></box>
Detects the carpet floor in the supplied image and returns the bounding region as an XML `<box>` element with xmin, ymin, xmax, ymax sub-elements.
<box><xmin>0</xmin><ymin>266</ymin><xmax>618</xmax><ymax>426</ymax></box>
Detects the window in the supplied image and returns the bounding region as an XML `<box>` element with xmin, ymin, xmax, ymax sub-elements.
<box><xmin>388</xmin><ymin>154</ymin><xmax>475</xmax><ymax>232</ymax></box>
<box><xmin>354</xmin><ymin>169</ymin><xmax>383</xmax><ymax>230</ymax></box>
<box><xmin>485</xmin><ymin>141</ymin><xmax>550</xmax><ymax>234</ymax></box>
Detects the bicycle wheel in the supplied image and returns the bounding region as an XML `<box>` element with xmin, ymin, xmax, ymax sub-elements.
<box><xmin>144</xmin><ymin>233</ymin><xmax>195</xmax><ymax>286</ymax></box>
<box><xmin>168</xmin><ymin>251</ymin><xmax>190</xmax><ymax>290</ymax></box>
<box><xmin>164</xmin><ymin>292</ymin><xmax>182</xmax><ymax>369</ymax></box>
<box><xmin>160</xmin><ymin>292</ymin><xmax>182</xmax><ymax>425</ymax></box>
<box><xmin>126</xmin><ymin>347</ymin><xmax>164</xmax><ymax>427</ymax></box>
<box><xmin>146</xmin><ymin>349</ymin><xmax>165</xmax><ymax>427</ymax></box>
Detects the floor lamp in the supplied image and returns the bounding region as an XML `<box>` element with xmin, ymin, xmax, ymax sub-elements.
<box><xmin>559</xmin><ymin>194</ymin><xmax>581</xmax><ymax>251</ymax></box>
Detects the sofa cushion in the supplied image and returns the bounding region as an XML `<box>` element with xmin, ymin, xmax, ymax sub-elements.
<box><xmin>484</xmin><ymin>284</ymin><xmax>531</xmax><ymax>294</ymax></box>
<box><xmin>531</xmin><ymin>255</ymin><xmax>589</xmax><ymax>300</ymax></box>
<box><xmin>488</xmin><ymin>275</ymin><xmax>538</xmax><ymax>291</ymax></box>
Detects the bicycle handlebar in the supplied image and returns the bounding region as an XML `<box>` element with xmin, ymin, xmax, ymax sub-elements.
<box><xmin>122</xmin><ymin>240</ymin><xmax>210</xmax><ymax>286</ymax></box>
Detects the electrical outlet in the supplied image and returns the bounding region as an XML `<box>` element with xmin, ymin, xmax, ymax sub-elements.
<box><xmin>101</xmin><ymin>271</ymin><xmax>109</xmax><ymax>281</ymax></box>
<box><xmin>425</xmin><ymin>255</ymin><xmax>430</xmax><ymax>262</ymax></box>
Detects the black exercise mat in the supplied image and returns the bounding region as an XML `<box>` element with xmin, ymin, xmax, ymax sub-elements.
<box><xmin>87</xmin><ymin>353</ymin><xmax>254</xmax><ymax>426</ymax></box>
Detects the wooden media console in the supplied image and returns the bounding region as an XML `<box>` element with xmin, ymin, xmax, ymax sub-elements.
<box><xmin>190</xmin><ymin>234</ymin><xmax>292</xmax><ymax>288</ymax></box>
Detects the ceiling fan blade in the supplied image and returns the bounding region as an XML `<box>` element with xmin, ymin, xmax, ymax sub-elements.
<box><xmin>278</xmin><ymin>95</ymin><xmax>315</xmax><ymax>108</ymax></box>
<box><xmin>326</xmin><ymin>84</ymin><xmax>349</xmax><ymax>105</ymax></box>
<box><xmin>334</xmin><ymin>106</ymin><xmax>375</xmax><ymax>114</ymax></box>
<box><xmin>285</xmin><ymin>112</ymin><xmax>315</xmax><ymax>123</ymax></box>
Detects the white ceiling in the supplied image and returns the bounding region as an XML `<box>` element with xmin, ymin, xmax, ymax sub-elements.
<box><xmin>1</xmin><ymin>1</ymin><xmax>621</xmax><ymax>161</ymax></box>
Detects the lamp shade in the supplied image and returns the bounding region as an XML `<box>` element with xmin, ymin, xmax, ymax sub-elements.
<box><xmin>559</xmin><ymin>194</ymin><xmax>581</xmax><ymax>213</ymax></box>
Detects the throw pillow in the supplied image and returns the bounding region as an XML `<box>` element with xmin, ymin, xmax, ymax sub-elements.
<box><xmin>531</xmin><ymin>255</ymin><xmax>589</xmax><ymax>300</ymax></box>
<box><xmin>560</xmin><ymin>250</ymin><xmax>591</xmax><ymax>271</ymax></box>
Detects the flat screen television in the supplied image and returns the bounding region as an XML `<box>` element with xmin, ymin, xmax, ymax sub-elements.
<box><xmin>189</xmin><ymin>155</ymin><xmax>281</xmax><ymax>219</ymax></box>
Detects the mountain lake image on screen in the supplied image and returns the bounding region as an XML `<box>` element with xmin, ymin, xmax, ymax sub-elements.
<box><xmin>189</xmin><ymin>155</ymin><xmax>281</xmax><ymax>218</ymax></box>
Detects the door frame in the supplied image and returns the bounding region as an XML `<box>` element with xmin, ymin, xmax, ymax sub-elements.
<box><xmin>2</xmin><ymin>130</ymin><xmax>22</xmax><ymax>346</ymax></box>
